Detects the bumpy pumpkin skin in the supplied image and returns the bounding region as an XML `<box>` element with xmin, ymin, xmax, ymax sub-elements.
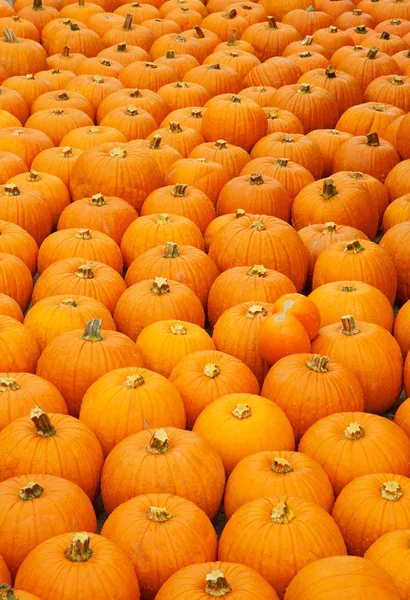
<box><xmin>192</xmin><ymin>393</ymin><xmax>295</xmax><ymax>475</ymax></box>
<box><xmin>102</xmin><ymin>493</ymin><xmax>217</xmax><ymax>600</ymax></box>
<box><xmin>101</xmin><ymin>427</ymin><xmax>225</xmax><ymax>518</ymax></box>
<box><xmin>332</xmin><ymin>473</ymin><xmax>410</xmax><ymax>556</ymax></box>
<box><xmin>224</xmin><ymin>450</ymin><xmax>335</xmax><ymax>519</ymax></box>
<box><xmin>299</xmin><ymin>412</ymin><xmax>410</xmax><ymax>496</ymax></box>
<box><xmin>0</xmin><ymin>410</ymin><xmax>103</xmax><ymax>500</ymax></box>
<box><xmin>218</xmin><ymin>495</ymin><xmax>346</xmax><ymax>599</ymax></box>
<box><xmin>79</xmin><ymin>367</ymin><xmax>186</xmax><ymax>456</ymax></box>
<box><xmin>0</xmin><ymin>473</ymin><xmax>97</xmax><ymax>577</ymax></box>
<box><xmin>364</xmin><ymin>529</ymin><xmax>410</xmax><ymax>599</ymax></box>
<box><xmin>284</xmin><ymin>555</ymin><xmax>401</xmax><ymax>600</ymax></box>
<box><xmin>155</xmin><ymin>561</ymin><xmax>280</xmax><ymax>600</ymax></box>
<box><xmin>262</xmin><ymin>354</ymin><xmax>364</xmax><ymax>441</ymax></box>
<box><xmin>14</xmin><ymin>532</ymin><xmax>140</xmax><ymax>600</ymax></box>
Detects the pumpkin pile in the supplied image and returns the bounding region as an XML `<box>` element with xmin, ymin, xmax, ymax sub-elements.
<box><xmin>2</xmin><ymin>0</ymin><xmax>410</xmax><ymax>596</ymax></box>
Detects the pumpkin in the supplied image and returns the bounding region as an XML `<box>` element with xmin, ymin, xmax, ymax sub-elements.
<box><xmin>364</xmin><ymin>530</ymin><xmax>410</xmax><ymax>600</ymax></box>
<box><xmin>0</xmin><ymin>28</ymin><xmax>47</xmax><ymax>76</ymax></box>
<box><xmin>193</xmin><ymin>393</ymin><xmax>294</xmax><ymax>475</ymax></box>
<box><xmin>300</xmin><ymin>66</ymin><xmax>363</xmax><ymax>116</ymax></box>
<box><xmin>282</xmin><ymin>6</ymin><xmax>332</xmax><ymax>37</ymax></box>
<box><xmin>32</xmin><ymin>258</ymin><xmax>126</xmax><ymax>314</ymax></box>
<box><xmin>17</xmin><ymin>0</ymin><xmax>58</xmax><ymax>32</ymax></box>
<box><xmin>130</xmin><ymin>137</ymin><xmax>184</xmax><ymax>179</ymax></box>
<box><xmin>218</xmin><ymin>495</ymin><xmax>346</xmax><ymax>598</ymax></box>
<box><xmin>150</xmin><ymin>32</ymin><xmax>208</xmax><ymax>63</ymax></box>
<box><xmin>79</xmin><ymin>366</ymin><xmax>186</xmax><ymax>456</ymax></box>
<box><xmin>332</xmin><ymin>170</ymin><xmax>389</xmax><ymax>225</ymax></box>
<box><xmin>0</xmin><ymin>183</ymin><xmax>52</xmax><ymax>246</ymax></box>
<box><xmin>336</xmin><ymin>7</ymin><xmax>375</xmax><ymax>29</ymax></box>
<box><xmin>102</xmin><ymin>493</ymin><xmax>217</xmax><ymax>600</ymax></box>
<box><xmin>189</xmin><ymin>139</ymin><xmax>250</xmax><ymax>179</ymax></box>
<box><xmin>0</xmin><ymin>558</ymin><xmax>10</xmax><ymax>586</ymax></box>
<box><xmin>208</xmin><ymin>214</ymin><xmax>308</xmax><ymax>292</ymax></box>
<box><xmin>100</xmin><ymin>104</ymin><xmax>157</xmax><ymax>141</ymax></box>
<box><xmin>380</xmin><ymin>222</ymin><xmax>410</xmax><ymax>304</ymax></box>
<box><xmin>284</xmin><ymin>556</ymin><xmax>401</xmax><ymax>600</ymax></box>
<box><xmin>332</xmin><ymin>473</ymin><xmax>410</xmax><ymax>556</ymax></box>
<box><xmin>97</xmin><ymin>42</ymin><xmax>149</xmax><ymax>66</ymax></box>
<box><xmin>212</xmin><ymin>301</ymin><xmax>273</xmax><ymax>384</ymax></box>
<box><xmin>240</xmin><ymin>157</ymin><xmax>314</xmax><ymax>198</ymax></box>
<box><xmin>207</xmin><ymin>265</ymin><xmax>296</xmax><ymax>328</ymax></box>
<box><xmin>102</xmin><ymin>13</ymin><xmax>154</xmax><ymax>49</ymax></box>
<box><xmin>31</xmin><ymin>146</ymin><xmax>83</xmax><ymax>188</ymax></box>
<box><xmin>243</xmin><ymin>56</ymin><xmax>302</xmax><ymax>88</ymax></box>
<box><xmin>69</xmin><ymin>142</ymin><xmax>163</xmax><ymax>212</ymax></box>
<box><xmin>96</xmin><ymin>88</ymin><xmax>169</xmax><ymax>125</ymax></box>
<box><xmin>57</xmin><ymin>193</ymin><xmax>137</xmax><ymax>245</ymax></box>
<box><xmin>37</xmin><ymin>318</ymin><xmax>145</xmax><ymax>417</ymax></box>
<box><xmin>298</xmin><ymin>222</ymin><xmax>368</xmax><ymax>286</ymax></box>
<box><xmin>0</xmin><ymin>474</ymin><xmax>97</xmax><ymax>577</ymax></box>
<box><xmin>155</xmin><ymin>52</ymin><xmax>200</xmax><ymax>81</ymax></box>
<box><xmin>0</xmin><ymin>373</ymin><xmax>67</xmax><ymax>430</ymax></box>
<box><xmin>46</xmin><ymin>46</ymin><xmax>87</xmax><ymax>74</ymax></box>
<box><xmin>336</xmin><ymin>47</ymin><xmax>400</xmax><ymax>91</ymax></box>
<box><xmin>312</xmin><ymin>239</ymin><xmax>397</xmax><ymax>304</ymax></box>
<box><xmin>0</xmin><ymin>408</ymin><xmax>103</xmax><ymax>499</ymax></box>
<box><xmin>204</xmin><ymin>208</ymin><xmax>248</xmax><ymax>251</ymax></box>
<box><xmin>394</xmin><ymin>300</ymin><xmax>410</xmax><ymax>356</ymax></box>
<box><xmin>101</xmin><ymin>427</ymin><xmax>225</xmax><ymax>517</ymax></box>
<box><xmin>0</xmin><ymin>151</ymin><xmax>27</xmax><ymax>185</ymax></box>
<box><xmin>87</xmin><ymin>12</ymin><xmax>123</xmax><ymax>37</ymax></box>
<box><xmin>0</xmin><ymin>255</ymin><xmax>32</xmax><ymax>313</ymax></box>
<box><xmin>364</xmin><ymin>74</ymin><xmax>410</xmax><ymax>112</ymax></box>
<box><xmin>24</xmin><ymin>294</ymin><xmax>116</xmax><ymax>352</ymax></box>
<box><xmin>121</xmin><ymin>215</ymin><xmax>204</xmax><ymax>268</ymax></box>
<box><xmin>263</xmin><ymin>107</ymin><xmax>304</xmax><ymax>135</ymax></box>
<box><xmin>183</xmin><ymin>63</ymin><xmax>243</xmax><ymax>97</ymax></box>
<box><xmin>385</xmin><ymin>159</ymin><xmax>410</xmax><ymax>201</ymax></box>
<box><xmin>147</xmin><ymin>122</ymin><xmax>205</xmax><ymax>158</ymax></box>
<box><xmin>114</xmin><ymin>277</ymin><xmax>205</xmax><ymax>340</ymax></box>
<box><xmin>164</xmin><ymin>157</ymin><xmax>230</xmax><ymax>203</ymax></box>
<box><xmin>239</xmin><ymin>86</ymin><xmax>278</xmax><ymax>107</ymax></box>
<box><xmin>250</xmin><ymin>132</ymin><xmax>324</xmax><ymax>179</ymax></box>
<box><xmin>143</xmin><ymin>17</ymin><xmax>181</xmax><ymax>38</ymax></box>
<box><xmin>0</xmin><ymin>294</ymin><xmax>24</xmax><ymax>322</ymax></box>
<box><xmin>155</xmin><ymin>562</ymin><xmax>280</xmax><ymax>600</ymax></box>
<box><xmin>0</xmin><ymin>128</ymin><xmax>53</xmax><ymax>170</ymax></box>
<box><xmin>59</xmin><ymin>124</ymin><xmax>127</xmax><ymax>150</ymax></box>
<box><xmin>311</xmin><ymin>315</ymin><xmax>403</xmax><ymax>414</ymax></box>
<box><xmin>0</xmin><ymin>109</ymin><xmax>21</xmax><ymax>128</ymax></box>
<box><xmin>383</xmin><ymin>194</ymin><xmax>410</xmax><ymax>232</ymax></box>
<box><xmin>169</xmin><ymin>349</ymin><xmax>259</xmax><ymax>429</ymax></box>
<box><xmin>59</xmin><ymin>0</ymin><xmax>104</xmax><ymax>25</ymax></box>
<box><xmin>305</xmin><ymin>129</ymin><xmax>353</xmax><ymax>176</ymax></box>
<box><xmin>119</xmin><ymin>60</ymin><xmax>176</xmax><ymax>92</ymax></box>
<box><xmin>241</xmin><ymin>16</ymin><xmax>301</xmax><ymax>62</ymax></box>
<box><xmin>201</xmin><ymin>93</ymin><xmax>268</xmax><ymax>153</ymax></box>
<box><xmin>224</xmin><ymin>450</ymin><xmax>335</xmax><ymax>519</ymax></box>
<box><xmin>0</xmin><ymin>220</ymin><xmax>37</xmax><ymax>275</ymax></box>
<box><xmin>272</xmin><ymin>293</ymin><xmax>320</xmax><ymax>340</ymax></box>
<box><xmin>31</xmin><ymin>89</ymin><xmax>95</xmax><ymax>119</ymax></box>
<box><xmin>285</xmin><ymin>51</ymin><xmax>330</xmax><ymax>75</ymax></box>
<box><xmin>37</xmin><ymin>227</ymin><xmax>123</xmax><ymax>275</ymax></box>
<box><xmin>14</xmin><ymin>532</ymin><xmax>140</xmax><ymax>600</ymax></box>
<box><xmin>76</xmin><ymin>56</ymin><xmax>124</xmax><ymax>78</ymax></box>
<box><xmin>156</xmin><ymin>80</ymin><xmax>209</xmax><ymax>111</ymax></box>
<box><xmin>65</xmin><ymin>74</ymin><xmax>124</xmax><ymax>111</ymax></box>
<box><xmin>202</xmin><ymin>49</ymin><xmax>260</xmax><ymax>81</ymax></box>
<box><xmin>309</xmin><ymin>280</ymin><xmax>394</xmax><ymax>331</ymax></box>
<box><xmin>336</xmin><ymin>101</ymin><xmax>405</xmax><ymax>138</ymax></box>
<box><xmin>136</xmin><ymin>319</ymin><xmax>214</xmax><ymax>378</ymax></box>
<box><xmin>363</xmin><ymin>30</ymin><xmax>408</xmax><ymax>55</ymax></box>
<box><xmin>46</xmin><ymin>21</ymin><xmax>106</xmax><ymax>57</ymax></box>
<box><xmin>2</xmin><ymin>74</ymin><xmax>54</xmax><ymax>108</ymax></box>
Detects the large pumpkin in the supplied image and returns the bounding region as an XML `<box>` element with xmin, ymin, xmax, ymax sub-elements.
<box><xmin>0</xmin><ymin>316</ymin><xmax>40</xmax><ymax>373</ymax></box>
<box><xmin>364</xmin><ymin>530</ymin><xmax>410</xmax><ymax>600</ymax></box>
<box><xmin>101</xmin><ymin>427</ymin><xmax>225</xmax><ymax>518</ymax></box>
<box><xmin>0</xmin><ymin>245</ymin><xmax>34</xmax><ymax>310</ymax></box>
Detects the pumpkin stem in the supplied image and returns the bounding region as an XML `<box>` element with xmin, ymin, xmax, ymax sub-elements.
<box><xmin>320</xmin><ymin>179</ymin><xmax>337</xmax><ymax>200</ymax></box>
<box><xmin>146</xmin><ymin>506</ymin><xmax>173</xmax><ymax>522</ymax></box>
<box><xmin>31</xmin><ymin>407</ymin><xmax>56</xmax><ymax>437</ymax></box>
<box><xmin>148</xmin><ymin>135</ymin><xmax>162</xmax><ymax>149</ymax></box>
<box><xmin>250</xmin><ymin>220</ymin><xmax>266</xmax><ymax>231</ymax></box>
<box><xmin>270</xmin><ymin>501</ymin><xmax>295</xmax><ymax>524</ymax></box>
<box><xmin>205</xmin><ymin>571</ymin><xmax>232</xmax><ymax>597</ymax></box>
<box><xmin>0</xmin><ymin>584</ymin><xmax>20</xmax><ymax>599</ymax></box>
<box><xmin>267</xmin><ymin>109</ymin><xmax>279</xmax><ymax>119</ymax></box>
<box><xmin>90</xmin><ymin>193</ymin><xmax>107</xmax><ymax>206</ymax></box>
<box><xmin>64</xmin><ymin>533</ymin><xmax>93</xmax><ymax>562</ymax></box>
<box><xmin>76</xmin><ymin>263</ymin><xmax>94</xmax><ymax>279</ymax></box>
<box><xmin>329</xmin><ymin>25</ymin><xmax>338</xmax><ymax>32</ymax></box>
<box><xmin>60</xmin><ymin>298</ymin><xmax>77</xmax><ymax>307</ymax></box>
<box><xmin>224</xmin><ymin>8</ymin><xmax>237</xmax><ymax>18</ymax></box>
<box><xmin>380</xmin><ymin>30</ymin><xmax>390</xmax><ymax>39</ymax></box>
<box><xmin>190</xmin><ymin>108</ymin><xmax>204</xmax><ymax>118</ymax></box>
<box><xmin>301</xmin><ymin>35</ymin><xmax>313</xmax><ymax>45</ymax></box>
<box><xmin>247</xmin><ymin>264</ymin><xmax>268</xmax><ymax>277</ymax></box>
<box><xmin>146</xmin><ymin>428</ymin><xmax>170</xmax><ymax>454</ymax></box>
<box><xmin>124</xmin><ymin>373</ymin><xmax>145</xmax><ymax>388</ymax></box>
<box><xmin>323</xmin><ymin>222</ymin><xmax>337</xmax><ymax>234</ymax></box>
<box><xmin>392</xmin><ymin>75</ymin><xmax>404</xmax><ymax>86</ymax></box>
<box><xmin>271</xmin><ymin>456</ymin><xmax>294</xmax><ymax>473</ymax></box>
<box><xmin>324</xmin><ymin>65</ymin><xmax>337</xmax><ymax>78</ymax></box>
<box><xmin>170</xmin><ymin>323</ymin><xmax>187</xmax><ymax>335</ymax></box>
<box><xmin>232</xmin><ymin>403</ymin><xmax>251</xmax><ymax>419</ymax></box>
<box><xmin>99</xmin><ymin>59</ymin><xmax>112</xmax><ymax>66</ymax></box>
<box><xmin>166</xmin><ymin>50</ymin><xmax>175</xmax><ymax>58</ymax></box>
<box><xmin>367</xmin><ymin>47</ymin><xmax>379</xmax><ymax>59</ymax></box>
<box><xmin>306</xmin><ymin>355</ymin><xmax>329</xmax><ymax>373</ymax></box>
<box><xmin>70</xmin><ymin>23</ymin><xmax>80</xmax><ymax>31</ymax></box>
<box><xmin>193</xmin><ymin>26</ymin><xmax>204</xmax><ymax>38</ymax></box>
<box><xmin>227</xmin><ymin>28</ymin><xmax>237</xmax><ymax>45</ymax></box>
<box><xmin>249</xmin><ymin>173</ymin><xmax>264</xmax><ymax>185</ymax></box>
<box><xmin>306</xmin><ymin>4</ymin><xmax>315</xmax><ymax>10</ymax></box>
<box><xmin>109</xmin><ymin>147</ymin><xmax>127</xmax><ymax>158</ymax></box>
<box><xmin>151</xmin><ymin>277</ymin><xmax>170</xmax><ymax>295</ymax></box>
<box><xmin>171</xmin><ymin>183</ymin><xmax>188</xmax><ymax>197</ymax></box>
<box><xmin>3</xmin><ymin>28</ymin><xmax>19</xmax><ymax>43</ymax></box>
<box><xmin>57</xmin><ymin>92</ymin><xmax>70</xmax><ymax>102</ymax></box>
<box><xmin>156</xmin><ymin>213</ymin><xmax>172</xmax><ymax>225</ymax></box>
<box><xmin>352</xmin><ymin>7</ymin><xmax>362</xmax><ymax>14</ymax></box>
<box><xmin>246</xmin><ymin>304</ymin><xmax>266</xmax><ymax>318</ymax></box>
<box><xmin>116</xmin><ymin>42</ymin><xmax>128</xmax><ymax>52</ymax></box>
<box><xmin>18</xmin><ymin>481</ymin><xmax>44</xmax><ymax>501</ymax></box>
<box><xmin>123</xmin><ymin>12</ymin><xmax>133</xmax><ymax>30</ymax></box>
<box><xmin>354</xmin><ymin>25</ymin><xmax>368</xmax><ymax>33</ymax></box>
<box><xmin>203</xmin><ymin>363</ymin><xmax>220</xmax><ymax>378</ymax></box>
<box><xmin>340</xmin><ymin>284</ymin><xmax>356</xmax><ymax>292</ymax></box>
<box><xmin>282</xmin><ymin>134</ymin><xmax>294</xmax><ymax>144</ymax></box>
<box><xmin>267</xmin><ymin>15</ymin><xmax>278</xmax><ymax>29</ymax></box>
<box><xmin>163</xmin><ymin>241</ymin><xmax>180</xmax><ymax>258</ymax></box>
<box><xmin>3</xmin><ymin>183</ymin><xmax>20</xmax><ymax>196</ymax></box>
<box><xmin>61</xmin><ymin>146</ymin><xmax>74</xmax><ymax>157</ymax></box>
<box><xmin>130</xmin><ymin>89</ymin><xmax>142</xmax><ymax>98</ymax></box>
<box><xmin>297</xmin><ymin>83</ymin><xmax>311</xmax><ymax>94</ymax></box>
<box><xmin>169</xmin><ymin>120</ymin><xmax>183</xmax><ymax>133</ymax></box>
<box><xmin>344</xmin><ymin>239</ymin><xmax>365</xmax><ymax>254</ymax></box>
<box><xmin>340</xmin><ymin>315</ymin><xmax>360</xmax><ymax>336</ymax></box>
<box><xmin>343</xmin><ymin>422</ymin><xmax>365</xmax><ymax>440</ymax></box>
<box><xmin>32</xmin><ymin>0</ymin><xmax>45</xmax><ymax>10</ymax></box>
<box><xmin>81</xmin><ymin>318</ymin><xmax>103</xmax><ymax>341</ymax></box>
<box><xmin>350</xmin><ymin>171</ymin><xmax>364</xmax><ymax>180</ymax></box>
<box><xmin>366</xmin><ymin>131</ymin><xmax>380</xmax><ymax>146</ymax></box>
<box><xmin>235</xmin><ymin>208</ymin><xmax>245</xmax><ymax>218</ymax></box>
<box><xmin>0</xmin><ymin>377</ymin><xmax>20</xmax><ymax>392</ymax></box>
<box><xmin>60</xmin><ymin>46</ymin><xmax>71</xmax><ymax>57</ymax></box>
<box><xmin>213</xmin><ymin>139</ymin><xmax>228</xmax><ymax>150</ymax></box>
<box><xmin>381</xmin><ymin>480</ymin><xmax>404</xmax><ymax>501</ymax></box>
<box><xmin>75</xmin><ymin>228</ymin><xmax>92</xmax><ymax>240</ymax></box>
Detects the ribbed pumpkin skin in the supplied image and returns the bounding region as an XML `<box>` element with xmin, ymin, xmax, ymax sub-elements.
<box><xmin>311</xmin><ymin>318</ymin><xmax>403</xmax><ymax>414</ymax></box>
<box><xmin>395</xmin><ymin>398</ymin><xmax>410</xmax><ymax>438</ymax></box>
<box><xmin>155</xmin><ymin>561</ymin><xmax>280</xmax><ymax>600</ymax></box>
<box><xmin>332</xmin><ymin>473</ymin><xmax>410</xmax><ymax>556</ymax></box>
<box><xmin>300</xmin><ymin>412</ymin><xmax>410</xmax><ymax>498</ymax></box>
<box><xmin>224</xmin><ymin>450</ymin><xmax>335</xmax><ymax>519</ymax></box>
<box><xmin>0</xmin><ymin>316</ymin><xmax>40</xmax><ymax>373</ymax></box>
<box><xmin>212</xmin><ymin>301</ymin><xmax>273</xmax><ymax>385</ymax></box>
<box><xmin>169</xmin><ymin>350</ymin><xmax>260</xmax><ymax>429</ymax></box>
<box><xmin>24</xmin><ymin>294</ymin><xmax>116</xmax><ymax>352</ymax></box>
<box><xmin>218</xmin><ymin>495</ymin><xmax>346</xmax><ymax>599</ymax></box>
<box><xmin>101</xmin><ymin>427</ymin><xmax>225</xmax><ymax>518</ymax></box>
<box><xmin>383</xmin><ymin>194</ymin><xmax>410</xmax><ymax>232</ymax></box>
<box><xmin>0</xmin><ymin>293</ymin><xmax>24</xmax><ymax>322</ymax></box>
<box><xmin>208</xmin><ymin>214</ymin><xmax>308</xmax><ymax>292</ymax></box>
<box><xmin>37</xmin><ymin>325</ymin><xmax>145</xmax><ymax>417</ymax></box>
<box><xmin>0</xmin><ymin>473</ymin><xmax>97</xmax><ymax>577</ymax></box>
<box><xmin>0</xmin><ymin>372</ymin><xmax>67</xmax><ymax>431</ymax></box>
<box><xmin>102</xmin><ymin>493</ymin><xmax>217</xmax><ymax>600</ymax></box>
<box><xmin>0</xmin><ymin>220</ymin><xmax>38</xmax><ymax>275</ymax></box>
<box><xmin>262</xmin><ymin>354</ymin><xmax>364</xmax><ymax>441</ymax></box>
<box><xmin>0</xmin><ymin>554</ymin><xmax>11</xmax><ymax>585</ymax></box>
<box><xmin>0</xmin><ymin>253</ymin><xmax>33</xmax><ymax>312</ymax></box>
<box><xmin>284</xmin><ymin>556</ymin><xmax>401</xmax><ymax>600</ymax></box>
<box><xmin>239</xmin><ymin>157</ymin><xmax>314</xmax><ymax>199</ymax></box>
<box><xmin>365</xmin><ymin>530</ymin><xmax>410</xmax><ymax>600</ymax></box>
<box><xmin>14</xmin><ymin>532</ymin><xmax>140</xmax><ymax>600</ymax></box>
<box><xmin>394</xmin><ymin>300</ymin><xmax>410</xmax><ymax>356</ymax></box>
<box><xmin>114</xmin><ymin>278</ymin><xmax>205</xmax><ymax>340</ymax></box>
<box><xmin>32</xmin><ymin>258</ymin><xmax>127</xmax><ymax>314</ymax></box>
<box><xmin>380</xmin><ymin>222</ymin><xmax>410</xmax><ymax>304</ymax></box>
<box><xmin>31</xmin><ymin>146</ymin><xmax>83</xmax><ymax>189</ymax></box>
<box><xmin>312</xmin><ymin>239</ymin><xmax>397</xmax><ymax>305</ymax></box>
<box><xmin>0</xmin><ymin>412</ymin><xmax>103</xmax><ymax>499</ymax></box>
<box><xmin>309</xmin><ymin>280</ymin><xmax>395</xmax><ymax>332</ymax></box>
<box><xmin>192</xmin><ymin>393</ymin><xmax>295</xmax><ymax>475</ymax></box>
<box><xmin>79</xmin><ymin>367</ymin><xmax>186</xmax><ymax>456</ymax></box>
<box><xmin>0</xmin><ymin>151</ymin><xmax>28</xmax><ymax>185</ymax></box>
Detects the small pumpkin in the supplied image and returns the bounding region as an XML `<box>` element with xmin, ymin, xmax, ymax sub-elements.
<box><xmin>164</xmin><ymin>156</ymin><xmax>229</xmax><ymax>203</ymax></box>
<box><xmin>240</xmin><ymin>157</ymin><xmax>314</xmax><ymax>199</ymax></box>
<box><xmin>96</xmin><ymin>88</ymin><xmax>169</xmax><ymax>125</ymax></box>
<box><xmin>0</xmin><ymin>151</ymin><xmax>28</xmax><ymax>185</ymax></box>
<box><xmin>0</xmin><ymin>220</ymin><xmax>37</xmax><ymax>276</ymax></box>
<box><xmin>31</xmin><ymin>145</ymin><xmax>83</xmax><ymax>188</ymax></box>
<box><xmin>0</xmin><ymin>294</ymin><xmax>24</xmax><ymax>322</ymax></box>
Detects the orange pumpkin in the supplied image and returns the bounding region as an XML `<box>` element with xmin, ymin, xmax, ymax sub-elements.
<box><xmin>0</xmin><ymin>220</ymin><xmax>37</xmax><ymax>275</ymax></box>
<box><xmin>0</xmin><ymin>254</ymin><xmax>33</xmax><ymax>313</ymax></box>
<box><xmin>380</xmin><ymin>221</ymin><xmax>410</xmax><ymax>304</ymax></box>
<box><xmin>240</xmin><ymin>157</ymin><xmax>314</xmax><ymax>199</ymax></box>
<box><xmin>164</xmin><ymin>157</ymin><xmax>230</xmax><ymax>203</ymax></box>
<box><xmin>0</xmin><ymin>127</ymin><xmax>53</xmax><ymax>169</ymax></box>
<box><xmin>96</xmin><ymin>88</ymin><xmax>169</xmax><ymax>124</ymax></box>
<box><xmin>0</xmin><ymin>151</ymin><xmax>28</xmax><ymax>185</ymax></box>
<box><xmin>147</xmin><ymin>121</ymin><xmax>205</xmax><ymax>158</ymax></box>
<box><xmin>100</xmin><ymin>104</ymin><xmax>157</xmax><ymax>141</ymax></box>
<box><xmin>2</xmin><ymin>74</ymin><xmax>54</xmax><ymax>108</ymax></box>
<box><xmin>31</xmin><ymin>145</ymin><xmax>83</xmax><ymax>188</ymax></box>
<box><xmin>0</xmin><ymin>293</ymin><xmax>24</xmax><ymax>322</ymax></box>
<box><xmin>189</xmin><ymin>139</ymin><xmax>251</xmax><ymax>178</ymax></box>
<box><xmin>60</xmin><ymin>125</ymin><xmax>127</xmax><ymax>150</ymax></box>
<box><xmin>383</xmin><ymin>193</ymin><xmax>410</xmax><ymax>232</ymax></box>
<box><xmin>31</xmin><ymin>89</ymin><xmax>95</xmax><ymax>119</ymax></box>
<box><xmin>0</xmin><ymin>183</ymin><xmax>52</xmax><ymax>246</ymax></box>
<box><xmin>241</xmin><ymin>16</ymin><xmax>301</xmax><ymax>62</ymax></box>
<box><xmin>299</xmin><ymin>65</ymin><xmax>363</xmax><ymax>116</ymax></box>
<box><xmin>0</xmin><ymin>28</ymin><xmax>47</xmax><ymax>76</ymax></box>
<box><xmin>0</xmin><ymin>317</ymin><xmax>39</xmax><ymax>375</ymax></box>
<box><xmin>130</xmin><ymin>136</ymin><xmax>183</xmax><ymax>179</ymax></box>
<box><xmin>364</xmin><ymin>530</ymin><xmax>410</xmax><ymax>600</ymax></box>
<box><xmin>336</xmin><ymin>101</ymin><xmax>404</xmax><ymax>137</ymax></box>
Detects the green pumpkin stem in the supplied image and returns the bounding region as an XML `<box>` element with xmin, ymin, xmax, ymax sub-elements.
<box><xmin>18</xmin><ymin>481</ymin><xmax>44</xmax><ymax>501</ymax></box>
<box><xmin>81</xmin><ymin>318</ymin><xmax>103</xmax><ymax>341</ymax></box>
<box><xmin>0</xmin><ymin>584</ymin><xmax>19</xmax><ymax>600</ymax></box>
<box><xmin>344</xmin><ymin>239</ymin><xmax>365</xmax><ymax>254</ymax></box>
<box><xmin>320</xmin><ymin>179</ymin><xmax>337</xmax><ymax>200</ymax></box>
<box><xmin>163</xmin><ymin>241</ymin><xmax>180</xmax><ymax>258</ymax></box>
<box><xmin>306</xmin><ymin>355</ymin><xmax>329</xmax><ymax>373</ymax></box>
